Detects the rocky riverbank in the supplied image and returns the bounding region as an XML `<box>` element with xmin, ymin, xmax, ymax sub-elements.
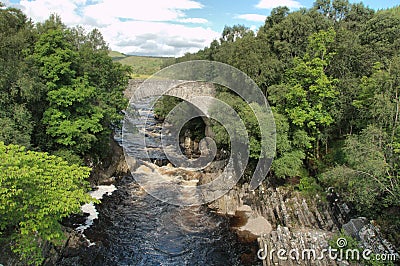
<box><xmin>203</xmin><ymin>175</ymin><xmax>399</xmax><ymax>265</ymax></box>
<box><xmin>206</xmin><ymin>181</ymin><xmax>340</xmax><ymax>265</ymax></box>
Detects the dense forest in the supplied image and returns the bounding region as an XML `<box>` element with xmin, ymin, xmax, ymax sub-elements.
<box><xmin>0</xmin><ymin>3</ymin><xmax>131</xmax><ymax>264</ymax></box>
<box><xmin>156</xmin><ymin>0</ymin><xmax>400</xmax><ymax>250</ymax></box>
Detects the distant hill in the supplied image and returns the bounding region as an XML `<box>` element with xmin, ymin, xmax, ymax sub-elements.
<box><xmin>108</xmin><ymin>51</ymin><xmax>174</xmax><ymax>79</ymax></box>
<box><xmin>108</xmin><ymin>50</ymin><xmax>127</xmax><ymax>59</ymax></box>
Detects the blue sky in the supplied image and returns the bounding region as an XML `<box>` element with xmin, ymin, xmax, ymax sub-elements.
<box><xmin>4</xmin><ymin>0</ymin><xmax>399</xmax><ymax>57</ymax></box>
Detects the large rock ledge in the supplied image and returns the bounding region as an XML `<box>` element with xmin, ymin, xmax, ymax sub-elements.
<box><xmin>230</xmin><ymin>204</ymin><xmax>273</xmax><ymax>243</ymax></box>
<box><xmin>204</xmin><ymin>180</ymin><xmax>399</xmax><ymax>266</ymax></box>
<box><xmin>90</xmin><ymin>138</ymin><xmax>130</xmax><ymax>185</ymax></box>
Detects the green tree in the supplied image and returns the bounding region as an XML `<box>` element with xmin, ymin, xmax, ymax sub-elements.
<box><xmin>313</xmin><ymin>0</ymin><xmax>351</xmax><ymax>21</ymax></box>
<box><xmin>208</xmin><ymin>91</ymin><xmax>254</xmax><ymax>154</ymax></box>
<box><xmin>69</xmin><ymin>26</ymin><xmax>131</xmax><ymax>157</ymax></box>
<box><xmin>360</xmin><ymin>9</ymin><xmax>400</xmax><ymax>62</ymax></box>
<box><xmin>321</xmin><ymin>126</ymin><xmax>400</xmax><ymax>216</ymax></box>
<box><xmin>0</xmin><ymin>142</ymin><xmax>94</xmax><ymax>265</ymax></box>
<box><xmin>270</xmin><ymin>110</ymin><xmax>311</xmax><ymax>178</ymax></box>
<box><xmin>31</xmin><ymin>16</ymin><xmax>130</xmax><ymax>158</ymax></box>
<box><xmin>264</xmin><ymin>6</ymin><xmax>290</xmax><ymax>28</ymax></box>
<box><xmin>32</xmin><ymin>26</ymin><xmax>104</xmax><ymax>154</ymax></box>
<box><xmin>0</xmin><ymin>5</ymin><xmax>38</xmax><ymax>147</ymax></box>
<box><xmin>154</xmin><ymin>96</ymin><xmax>182</xmax><ymax>120</ymax></box>
<box><xmin>270</xmin><ymin>28</ymin><xmax>338</xmax><ymax>158</ymax></box>
<box><xmin>220</xmin><ymin>24</ymin><xmax>251</xmax><ymax>43</ymax></box>
<box><xmin>71</xmin><ymin>27</ymin><xmax>130</xmax><ymax>127</ymax></box>
<box><xmin>343</xmin><ymin>2</ymin><xmax>374</xmax><ymax>31</ymax></box>
<box><xmin>353</xmin><ymin>59</ymin><xmax>400</xmax><ymax>136</ymax></box>
<box><xmin>261</xmin><ymin>8</ymin><xmax>332</xmax><ymax>63</ymax></box>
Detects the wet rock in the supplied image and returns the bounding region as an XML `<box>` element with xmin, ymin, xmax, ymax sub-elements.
<box><xmin>98</xmin><ymin>176</ymin><xmax>116</xmax><ymax>185</ymax></box>
<box><xmin>342</xmin><ymin>217</ymin><xmax>368</xmax><ymax>239</ymax></box>
<box><xmin>158</xmin><ymin>165</ymin><xmax>202</xmax><ymax>181</ymax></box>
<box><xmin>59</xmin><ymin>231</ymin><xmax>86</xmax><ymax>258</ymax></box>
<box><xmin>91</xmin><ymin>139</ymin><xmax>130</xmax><ymax>185</ymax></box>
<box><xmin>136</xmin><ymin>164</ymin><xmax>154</xmax><ymax>174</ymax></box>
<box><xmin>343</xmin><ymin>218</ymin><xmax>400</xmax><ymax>260</ymax></box>
<box><xmin>201</xmin><ymin>160</ymin><xmax>227</xmax><ymax>174</ymax></box>
<box><xmin>237</xmin><ymin>216</ymin><xmax>272</xmax><ymax>240</ymax></box>
<box><xmin>61</xmin><ymin>213</ymin><xmax>89</xmax><ymax>228</ymax></box>
<box><xmin>208</xmin><ymin>184</ymin><xmax>343</xmax><ymax>265</ymax></box>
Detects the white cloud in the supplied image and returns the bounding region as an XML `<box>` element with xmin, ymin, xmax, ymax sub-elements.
<box><xmin>15</xmin><ymin>0</ymin><xmax>216</xmax><ymax>57</ymax></box>
<box><xmin>178</xmin><ymin>18</ymin><xmax>208</xmax><ymax>24</ymax></box>
<box><xmin>102</xmin><ymin>20</ymin><xmax>219</xmax><ymax>57</ymax></box>
<box><xmin>82</xmin><ymin>0</ymin><xmax>203</xmax><ymax>23</ymax></box>
<box><xmin>236</xmin><ymin>14</ymin><xmax>267</xmax><ymax>22</ymax></box>
<box><xmin>255</xmin><ymin>0</ymin><xmax>302</xmax><ymax>9</ymax></box>
<box><xmin>19</xmin><ymin>0</ymin><xmax>85</xmax><ymax>25</ymax></box>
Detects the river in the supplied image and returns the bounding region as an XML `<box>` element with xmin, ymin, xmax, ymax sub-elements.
<box><xmin>57</xmin><ymin>98</ymin><xmax>259</xmax><ymax>265</ymax></box>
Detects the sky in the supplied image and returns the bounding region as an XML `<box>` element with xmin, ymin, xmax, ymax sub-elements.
<box><xmin>4</xmin><ymin>0</ymin><xmax>400</xmax><ymax>57</ymax></box>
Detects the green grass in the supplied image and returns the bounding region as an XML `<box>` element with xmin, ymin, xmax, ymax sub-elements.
<box><xmin>108</xmin><ymin>51</ymin><xmax>174</xmax><ymax>79</ymax></box>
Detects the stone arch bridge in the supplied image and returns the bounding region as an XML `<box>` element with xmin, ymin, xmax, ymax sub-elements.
<box><xmin>124</xmin><ymin>79</ymin><xmax>217</xmax><ymax>116</ymax></box>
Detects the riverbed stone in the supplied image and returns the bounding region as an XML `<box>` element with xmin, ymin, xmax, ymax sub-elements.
<box><xmin>136</xmin><ymin>164</ymin><xmax>153</xmax><ymax>174</ymax></box>
<box><xmin>238</xmin><ymin>216</ymin><xmax>272</xmax><ymax>236</ymax></box>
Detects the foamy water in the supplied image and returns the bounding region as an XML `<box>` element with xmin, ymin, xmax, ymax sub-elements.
<box><xmin>76</xmin><ymin>184</ymin><xmax>117</xmax><ymax>233</ymax></box>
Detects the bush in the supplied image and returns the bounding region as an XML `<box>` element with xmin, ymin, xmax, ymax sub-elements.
<box><xmin>296</xmin><ymin>176</ymin><xmax>323</xmax><ymax>196</ymax></box>
<box><xmin>0</xmin><ymin>142</ymin><xmax>95</xmax><ymax>265</ymax></box>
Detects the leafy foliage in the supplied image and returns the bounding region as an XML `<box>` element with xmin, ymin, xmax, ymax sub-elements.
<box><xmin>272</xmin><ymin>28</ymin><xmax>338</xmax><ymax>158</ymax></box>
<box><xmin>0</xmin><ymin>6</ymin><xmax>36</xmax><ymax>147</ymax></box>
<box><xmin>30</xmin><ymin>19</ymin><xmax>130</xmax><ymax>157</ymax></box>
<box><xmin>321</xmin><ymin>126</ymin><xmax>400</xmax><ymax>216</ymax></box>
<box><xmin>329</xmin><ymin>230</ymin><xmax>363</xmax><ymax>263</ymax></box>
<box><xmin>0</xmin><ymin>5</ymin><xmax>131</xmax><ymax>263</ymax></box>
<box><xmin>154</xmin><ymin>96</ymin><xmax>182</xmax><ymax>120</ymax></box>
<box><xmin>0</xmin><ymin>142</ymin><xmax>94</xmax><ymax>264</ymax></box>
<box><xmin>296</xmin><ymin>176</ymin><xmax>323</xmax><ymax>196</ymax></box>
<box><xmin>0</xmin><ymin>8</ymin><xmax>131</xmax><ymax>159</ymax></box>
<box><xmin>329</xmin><ymin>230</ymin><xmax>395</xmax><ymax>266</ymax></box>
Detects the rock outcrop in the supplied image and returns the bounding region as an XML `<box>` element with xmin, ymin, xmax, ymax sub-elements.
<box><xmin>343</xmin><ymin>218</ymin><xmax>400</xmax><ymax>261</ymax></box>
<box><xmin>90</xmin><ymin>138</ymin><xmax>130</xmax><ymax>186</ymax></box>
<box><xmin>208</xmin><ymin>183</ymin><xmax>341</xmax><ymax>265</ymax></box>
<box><xmin>207</xmin><ymin>181</ymin><xmax>399</xmax><ymax>265</ymax></box>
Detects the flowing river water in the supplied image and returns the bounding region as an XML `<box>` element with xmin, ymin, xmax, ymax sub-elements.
<box><xmin>58</xmin><ymin>99</ymin><xmax>258</xmax><ymax>265</ymax></box>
